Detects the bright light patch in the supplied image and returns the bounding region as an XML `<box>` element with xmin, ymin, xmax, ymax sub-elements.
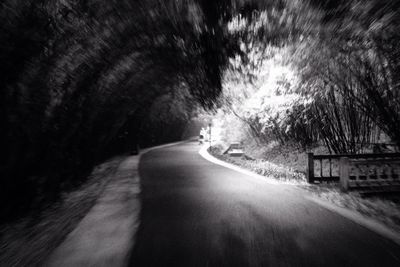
<box><xmin>243</xmin><ymin>64</ymin><xmax>298</xmax><ymax>110</ymax></box>
<box><xmin>227</xmin><ymin>15</ymin><xmax>248</xmax><ymax>33</ymax></box>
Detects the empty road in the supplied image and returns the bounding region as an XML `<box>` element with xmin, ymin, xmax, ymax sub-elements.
<box><xmin>129</xmin><ymin>141</ymin><xmax>400</xmax><ymax>266</ymax></box>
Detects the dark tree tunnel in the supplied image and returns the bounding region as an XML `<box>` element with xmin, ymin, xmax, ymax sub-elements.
<box><xmin>1</xmin><ymin>0</ymin><xmax>399</xmax><ymax>225</ymax></box>
<box><xmin>0</xmin><ymin>0</ymin><xmax>236</xmax><ymax>220</ymax></box>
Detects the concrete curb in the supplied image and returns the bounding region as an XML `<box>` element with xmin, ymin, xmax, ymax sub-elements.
<box><xmin>45</xmin><ymin>140</ymin><xmax>189</xmax><ymax>267</ymax></box>
<box><xmin>198</xmin><ymin>145</ymin><xmax>280</xmax><ymax>185</ymax></box>
<box><xmin>199</xmin><ymin>145</ymin><xmax>400</xmax><ymax>246</ymax></box>
<box><xmin>45</xmin><ymin>156</ymin><xmax>142</xmax><ymax>267</ymax></box>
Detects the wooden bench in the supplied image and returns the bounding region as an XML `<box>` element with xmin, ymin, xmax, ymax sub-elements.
<box><xmin>223</xmin><ymin>143</ymin><xmax>244</xmax><ymax>157</ymax></box>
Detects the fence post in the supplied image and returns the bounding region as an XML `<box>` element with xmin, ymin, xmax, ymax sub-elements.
<box><xmin>307</xmin><ymin>153</ymin><xmax>314</xmax><ymax>183</ymax></box>
<box><xmin>340</xmin><ymin>157</ymin><xmax>350</xmax><ymax>192</ymax></box>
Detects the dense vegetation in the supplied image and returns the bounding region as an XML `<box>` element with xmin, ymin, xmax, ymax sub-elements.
<box><xmin>217</xmin><ymin>0</ymin><xmax>400</xmax><ymax>155</ymax></box>
<box><xmin>1</xmin><ymin>0</ymin><xmax>399</xmax><ymax>220</ymax></box>
<box><xmin>0</xmin><ymin>0</ymin><xmax>240</xmax><ymax>220</ymax></box>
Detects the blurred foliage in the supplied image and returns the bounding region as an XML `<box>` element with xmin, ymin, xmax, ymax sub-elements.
<box><xmin>0</xmin><ymin>0</ymin><xmax>246</xmax><ymax>219</ymax></box>
<box><xmin>217</xmin><ymin>0</ymin><xmax>400</xmax><ymax>155</ymax></box>
<box><xmin>294</xmin><ymin>0</ymin><xmax>400</xmax><ymax>152</ymax></box>
<box><xmin>2</xmin><ymin>0</ymin><xmax>399</xmax><ymax>219</ymax></box>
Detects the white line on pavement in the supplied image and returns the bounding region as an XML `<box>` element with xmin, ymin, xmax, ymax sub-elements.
<box><xmin>199</xmin><ymin>144</ymin><xmax>400</xmax><ymax>246</ymax></box>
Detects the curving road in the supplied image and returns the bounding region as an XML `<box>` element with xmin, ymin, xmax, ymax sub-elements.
<box><xmin>129</xmin><ymin>141</ymin><xmax>400</xmax><ymax>266</ymax></box>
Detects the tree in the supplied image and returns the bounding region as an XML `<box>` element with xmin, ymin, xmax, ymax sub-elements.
<box><xmin>0</xmin><ymin>0</ymin><xmax>239</xmax><ymax>219</ymax></box>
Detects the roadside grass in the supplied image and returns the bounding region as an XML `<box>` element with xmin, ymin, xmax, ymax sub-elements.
<box><xmin>209</xmin><ymin>144</ymin><xmax>306</xmax><ymax>183</ymax></box>
<box><xmin>209</xmin><ymin>142</ymin><xmax>400</xmax><ymax>234</ymax></box>
<box><xmin>0</xmin><ymin>156</ymin><xmax>124</xmax><ymax>266</ymax></box>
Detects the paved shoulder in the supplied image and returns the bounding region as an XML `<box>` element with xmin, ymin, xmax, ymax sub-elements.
<box><xmin>129</xmin><ymin>141</ymin><xmax>400</xmax><ymax>267</ymax></box>
<box><xmin>45</xmin><ymin>156</ymin><xmax>141</xmax><ymax>267</ymax></box>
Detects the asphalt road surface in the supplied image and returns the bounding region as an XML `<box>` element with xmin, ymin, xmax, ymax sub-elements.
<box><xmin>129</xmin><ymin>141</ymin><xmax>400</xmax><ymax>266</ymax></box>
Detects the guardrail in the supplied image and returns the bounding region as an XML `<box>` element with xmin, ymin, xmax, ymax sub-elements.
<box><xmin>307</xmin><ymin>152</ymin><xmax>400</xmax><ymax>192</ymax></box>
<box><xmin>307</xmin><ymin>153</ymin><xmax>340</xmax><ymax>183</ymax></box>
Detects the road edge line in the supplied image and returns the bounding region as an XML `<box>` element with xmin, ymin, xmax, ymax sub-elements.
<box><xmin>199</xmin><ymin>145</ymin><xmax>400</xmax><ymax>246</ymax></box>
<box><xmin>306</xmin><ymin>196</ymin><xmax>400</xmax><ymax>246</ymax></box>
<box><xmin>140</xmin><ymin>139</ymin><xmax>191</xmax><ymax>157</ymax></box>
<box><xmin>46</xmin><ymin>140</ymin><xmax>190</xmax><ymax>266</ymax></box>
<box><xmin>198</xmin><ymin>145</ymin><xmax>280</xmax><ymax>185</ymax></box>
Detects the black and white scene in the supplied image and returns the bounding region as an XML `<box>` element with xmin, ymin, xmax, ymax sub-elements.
<box><xmin>1</xmin><ymin>0</ymin><xmax>400</xmax><ymax>266</ymax></box>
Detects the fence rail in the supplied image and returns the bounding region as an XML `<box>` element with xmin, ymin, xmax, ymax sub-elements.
<box><xmin>307</xmin><ymin>152</ymin><xmax>400</xmax><ymax>192</ymax></box>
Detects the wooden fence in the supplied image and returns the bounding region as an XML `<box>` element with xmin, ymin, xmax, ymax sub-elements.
<box><xmin>307</xmin><ymin>152</ymin><xmax>400</xmax><ymax>192</ymax></box>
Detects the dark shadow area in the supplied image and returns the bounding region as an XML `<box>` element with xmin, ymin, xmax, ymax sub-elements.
<box><xmin>0</xmin><ymin>0</ymin><xmax>233</xmax><ymax>222</ymax></box>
